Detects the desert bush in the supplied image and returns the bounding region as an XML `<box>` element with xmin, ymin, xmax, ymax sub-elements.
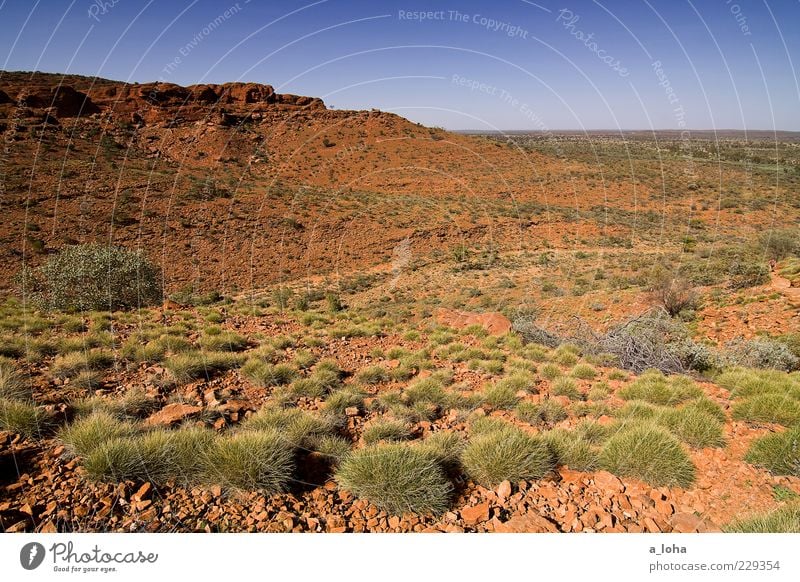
<box><xmin>0</xmin><ymin>398</ymin><xmax>52</xmax><ymax>438</ymax></box>
<box><xmin>599</xmin><ymin>424</ymin><xmax>695</xmax><ymax>487</ymax></box>
<box><xmin>760</xmin><ymin>228</ymin><xmax>799</xmax><ymax>261</ymax></box>
<box><xmin>732</xmin><ymin>393</ymin><xmax>800</xmax><ymax>426</ymax></box>
<box><xmin>744</xmin><ymin>426</ymin><xmax>800</xmax><ymax>476</ymax></box>
<box><xmin>19</xmin><ymin>244</ymin><xmax>161</xmax><ymax>311</ymax></box>
<box><xmin>543</xmin><ymin>429</ymin><xmax>599</xmax><ymax>471</ymax></box>
<box><xmin>165</xmin><ymin>351</ymin><xmax>244</xmax><ymax>382</ymax></box>
<box><xmin>336</xmin><ymin>443</ymin><xmax>453</xmax><ymax>515</ymax></box>
<box><xmin>203</xmin><ymin>430</ymin><xmax>295</xmax><ymax>493</ymax></box>
<box><xmin>651</xmin><ymin>275</ymin><xmax>697</xmax><ymax>317</ymax></box>
<box><xmin>362</xmin><ymin>419</ymin><xmax>411</xmax><ymax>445</ymax></box>
<box><xmin>462</xmin><ymin>424</ymin><xmax>554</xmax><ymax>487</ymax></box>
<box><xmin>723</xmin><ymin>338</ymin><xmax>799</xmax><ymax>372</ymax></box>
<box><xmin>617</xmin><ymin>371</ymin><xmax>702</xmax><ymax>406</ymax></box>
<box><xmin>724</xmin><ymin>503</ymin><xmax>800</xmax><ymax>533</ymax></box>
<box><xmin>59</xmin><ymin>412</ymin><xmax>138</xmax><ymax>457</ymax></box>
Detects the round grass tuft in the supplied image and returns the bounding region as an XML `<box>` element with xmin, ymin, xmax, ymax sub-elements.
<box><xmin>462</xmin><ymin>425</ymin><xmax>554</xmax><ymax>487</ymax></box>
<box><xmin>599</xmin><ymin>424</ymin><xmax>695</xmax><ymax>487</ymax></box>
<box><xmin>744</xmin><ymin>425</ymin><xmax>800</xmax><ymax>476</ymax></box>
<box><xmin>336</xmin><ymin>443</ymin><xmax>453</xmax><ymax>515</ymax></box>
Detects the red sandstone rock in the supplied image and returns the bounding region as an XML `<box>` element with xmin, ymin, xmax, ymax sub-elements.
<box><xmin>144</xmin><ymin>403</ymin><xmax>202</xmax><ymax>426</ymax></box>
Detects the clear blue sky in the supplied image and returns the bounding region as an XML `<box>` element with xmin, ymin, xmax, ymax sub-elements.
<box><xmin>1</xmin><ymin>0</ymin><xmax>798</xmax><ymax>130</ymax></box>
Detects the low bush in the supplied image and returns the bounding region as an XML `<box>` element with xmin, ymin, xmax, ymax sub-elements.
<box><xmin>336</xmin><ymin>443</ymin><xmax>453</xmax><ymax>515</ymax></box>
<box><xmin>599</xmin><ymin>424</ymin><xmax>695</xmax><ymax>487</ymax></box>
<box><xmin>723</xmin><ymin>338</ymin><xmax>799</xmax><ymax>372</ymax></box>
<box><xmin>19</xmin><ymin>244</ymin><xmax>161</xmax><ymax>311</ymax></box>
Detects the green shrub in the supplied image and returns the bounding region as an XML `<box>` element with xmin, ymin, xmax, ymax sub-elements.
<box><xmin>617</xmin><ymin>371</ymin><xmax>702</xmax><ymax>405</ymax></box>
<box><xmin>732</xmin><ymin>394</ymin><xmax>800</xmax><ymax>426</ymax></box>
<box><xmin>204</xmin><ymin>430</ymin><xmax>295</xmax><ymax>493</ymax></box>
<box><xmin>20</xmin><ymin>244</ymin><xmax>161</xmax><ymax>311</ymax></box>
<box><xmin>59</xmin><ymin>412</ymin><xmax>138</xmax><ymax>457</ymax></box>
<box><xmin>599</xmin><ymin>424</ymin><xmax>695</xmax><ymax>487</ymax></box>
<box><xmin>724</xmin><ymin>338</ymin><xmax>799</xmax><ymax>372</ymax></box>
<box><xmin>724</xmin><ymin>503</ymin><xmax>800</xmax><ymax>533</ymax></box>
<box><xmin>336</xmin><ymin>443</ymin><xmax>452</xmax><ymax>515</ymax></box>
<box><xmin>362</xmin><ymin>419</ymin><xmax>411</xmax><ymax>445</ymax></box>
<box><xmin>0</xmin><ymin>398</ymin><xmax>51</xmax><ymax>438</ymax></box>
<box><xmin>744</xmin><ymin>426</ymin><xmax>800</xmax><ymax>476</ymax></box>
<box><xmin>461</xmin><ymin>424</ymin><xmax>554</xmax><ymax>487</ymax></box>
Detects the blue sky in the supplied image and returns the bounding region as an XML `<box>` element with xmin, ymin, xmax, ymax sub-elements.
<box><xmin>1</xmin><ymin>0</ymin><xmax>798</xmax><ymax>130</ymax></box>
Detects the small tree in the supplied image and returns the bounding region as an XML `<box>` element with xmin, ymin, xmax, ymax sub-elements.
<box><xmin>20</xmin><ymin>244</ymin><xmax>161</xmax><ymax>311</ymax></box>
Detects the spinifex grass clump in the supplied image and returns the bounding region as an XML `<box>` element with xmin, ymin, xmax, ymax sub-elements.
<box><xmin>617</xmin><ymin>370</ymin><xmax>702</xmax><ymax>406</ymax></box>
<box><xmin>657</xmin><ymin>406</ymin><xmax>725</xmax><ymax>449</ymax></box>
<box><xmin>362</xmin><ymin>419</ymin><xmax>411</xmax><ymax>445</ymax></box>
<box><xmin>240</xmin><ymin>406</ymin><xmax>334</xmax><ymax>448</ymax></box>
<box><xmin>599</xmin><ymin>424</ymin><xmax>695</xmax><ymax>487</ymax></box>
<box><xmin>50</xmin><ymin>349</ymin><xmax>114</xmax><ymax>379</ymax></box>
<box><xmin>203</xmin><ymin>430</ymin><xmax>295</xmax><ymax>493</ymax></box>
<box><xmin>240</xmin><ymin>359</ymin><xmax>297</xmax><ymax>387</ymax></box>
<box><xmin>163</xmin><ymin>351</ymin><xmax>244</xmax><ymax>383</ymax></box>
<box><xmin>0</xmin><ymin>398</ymin><xmax>52</xmax><ymax>438</ymax></box>
<box><xmin>335</xmin><ymin>443</ymin><xmax>453</xmax><ymax>515</ymax></box>
<box><xmin>716</xmin><ymin>367</ymin><xmax>800</xmax><ymax>399</ymax></box>
<box><xmin>0</xmin><ymin>356</ymin><xmax>30</xmax><ymax>401</ymax></box>
<box><xmin>542</xmin><ymin>428</ymin><xmax>599</xmax><ymax>471</ymax></box>
<box><xmin>744</xmin><ymin>426</ymin><xmax>800</xmax><ymax>476</ymax></box>
<box><xmin>461</xmin><ymin>422</ymin><xmax>554</xmax><ymax>487</ymax></box>
<box><xmin>515</xmin><ymin>399</ymin><xmax>567</xmax><ymax>427</ymax></box>
<box><xmin>732</xmin><ymin>393</ymin><xmax>800</xmax><ymax>427</ymax></box>
<box><xmin>724</xmin><ymin>503</ymin><xmax>800</xmax><ymax>533</ymax></box>
<box><xmin>59</xmin><ymin>411</ymin><xmax>139</xmax><ymax>457</ymax></box>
